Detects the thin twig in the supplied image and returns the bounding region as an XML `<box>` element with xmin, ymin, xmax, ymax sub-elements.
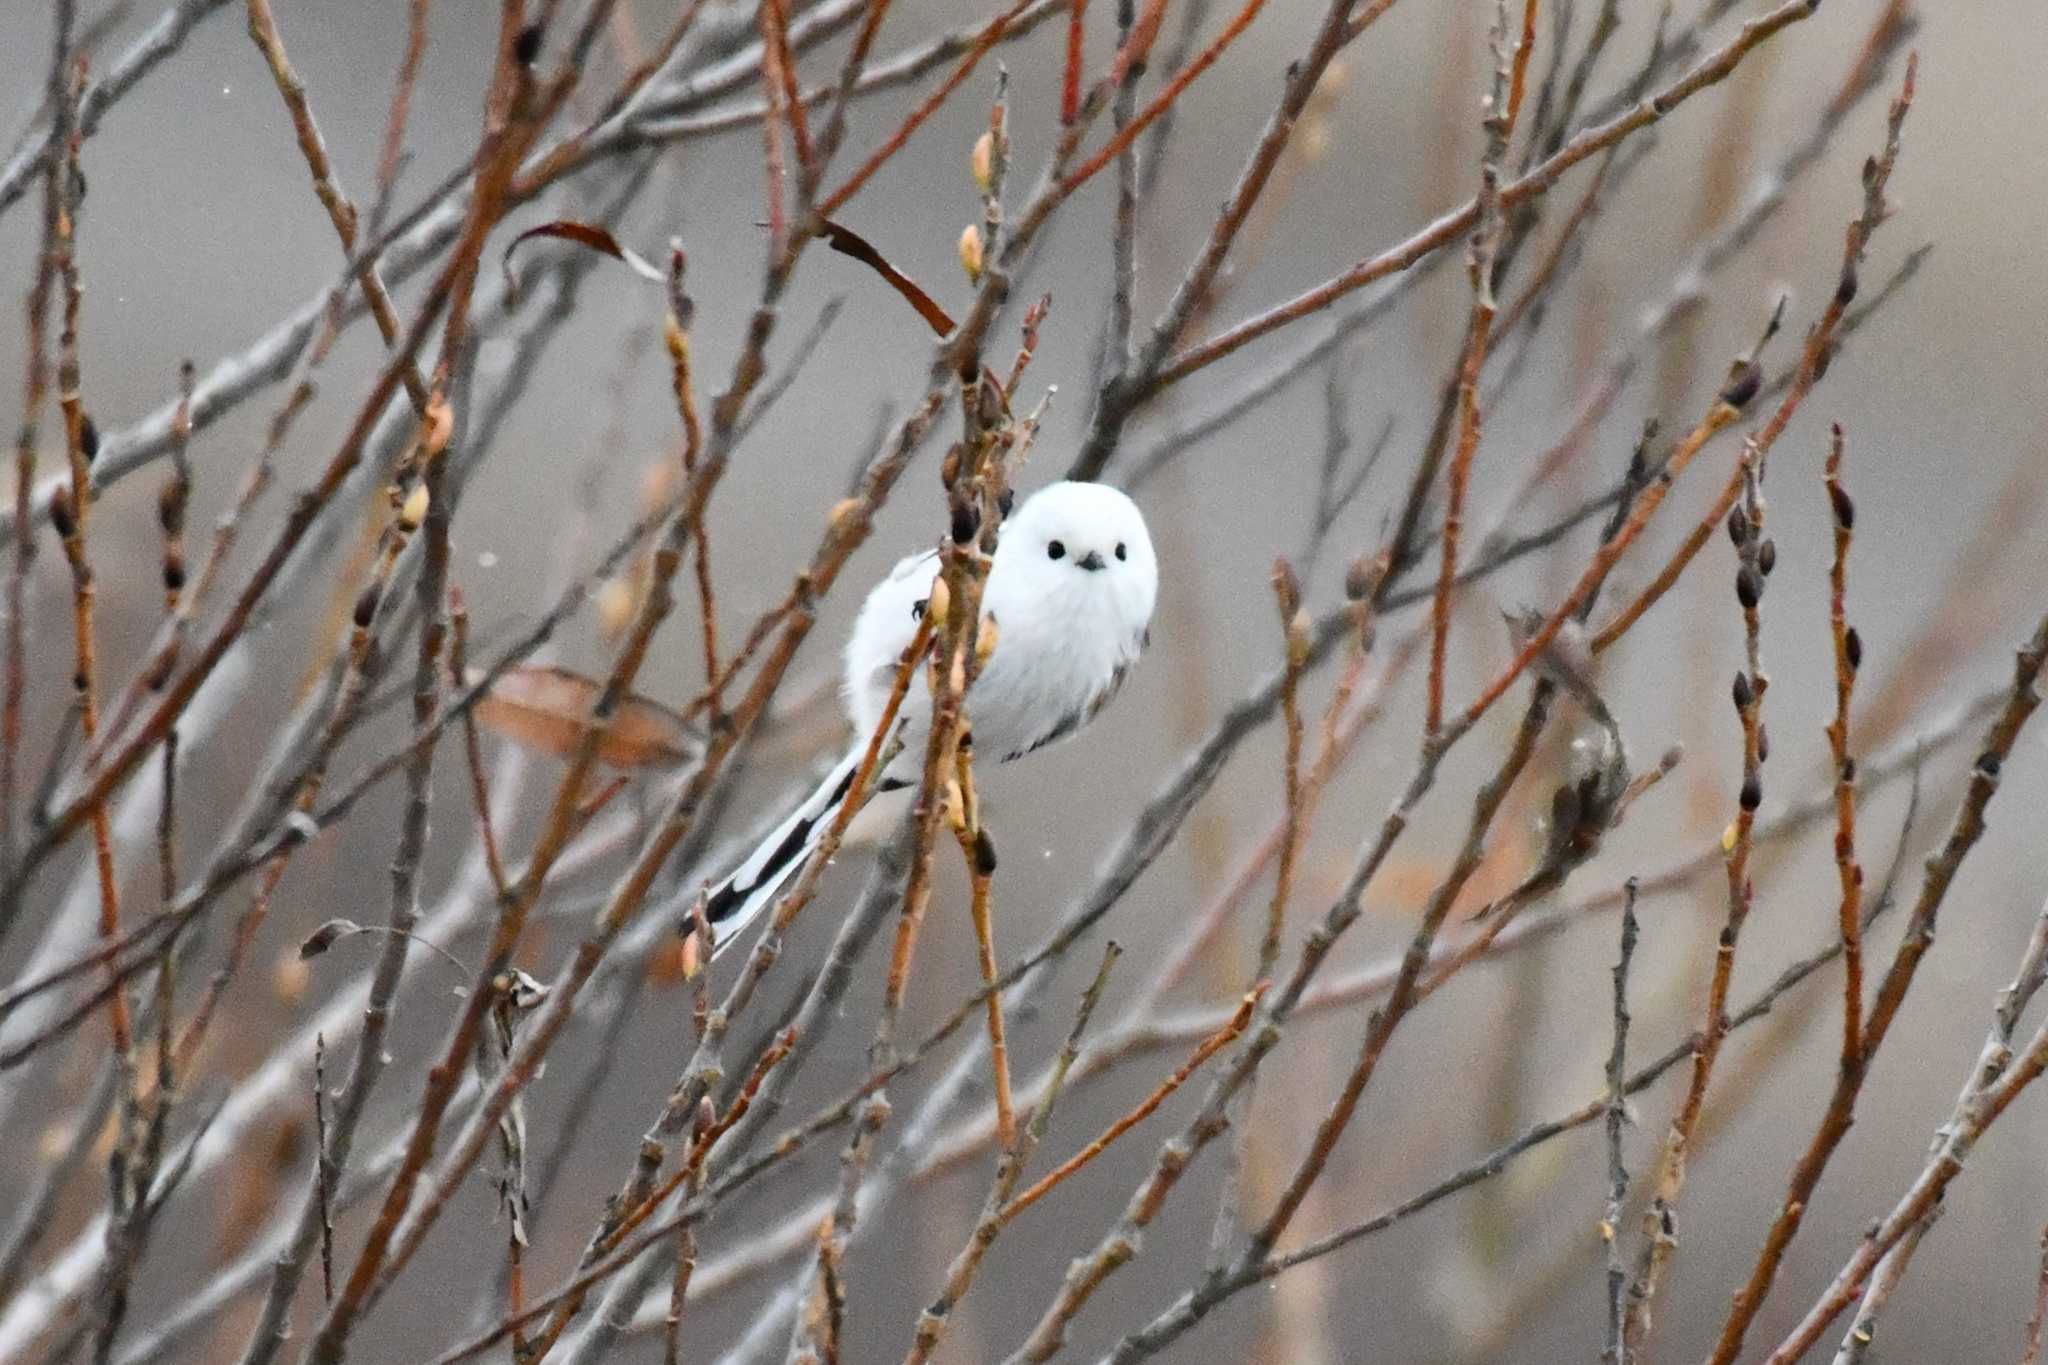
<box><xmin>998</xmin><ymin>985</ymin><xmax>1261</xmax><ymax>1228</ymax></box>
<box><xmin>1602</xmin><ymin>880</ymin><xmax>1638</xmax><ymax>1365</ymax></box>
<box><xmin>1152</xmin><ymin>0</ymin><xmax>1824</xmax><ymax>388</ymax></box>
<box><xmin>1426</xmin><ymin>0</ymin><xmax>1534</xmax><ymax>736</ymax></box>
<box><xmin>2020</xmin><ymin>1226</ymin><xmax>2048</xmax><ymax>1365</ymax></box>
<box><xmin>900</xmin><ymin>941</ymin><xmax>1121</xmax><ymax>1365</ymax></box>
<box><xmin>1758</xmin><ymin>611</ymin><xmax>2048</xmax><ymax>1363</ymax></box>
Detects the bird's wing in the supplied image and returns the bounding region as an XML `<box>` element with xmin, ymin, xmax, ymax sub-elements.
<box><xmin>844</xmin><ymin>547</ymin><xmax>941</xmax><ymax>730</ymax></box>
<box><xmin>999</xmin><ymin>654</ymin><xmax>1134</xmax><ymax>762</ymax></box>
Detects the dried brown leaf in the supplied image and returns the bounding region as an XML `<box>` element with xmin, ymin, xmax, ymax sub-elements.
<box><xmin>473</xmin><ymin>665</ymin><xmax>700</xmax><ymax>770</ymax></box>
<box><xmin>820</xmin><ymin>218</ymin><xmax>956</xmax><ymax>336</ymax></box>
<box><xmin>500</xmin><ymin>220</ymin><xmax>665</xmax><ymax>300</ymax></box>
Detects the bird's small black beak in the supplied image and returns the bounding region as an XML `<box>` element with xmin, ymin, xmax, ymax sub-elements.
<box><xmin>1076</xmin><ymin>550</ymin><xmax>1106</xmax><ymax>572</ymax></box>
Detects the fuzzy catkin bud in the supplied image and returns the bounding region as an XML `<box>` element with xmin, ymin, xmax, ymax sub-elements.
<box><xmin>971</xmin><ymin>131</ymin><xmax>996</xmax><ymax>194</ymax></box>
<box><xmin>826</xmin><ymin>497</ymin><xmax>865</xmax><ymax>535</ymax></box>
<box><xmin>595</xmin><ymin>577</ymin><xmax>634</xmax><ymax>638</ymax></box>
<box><xmin>424</xmin><ymin>397</ymin><xmax>455</xmax><ymax>458</ymax></box>
<box><xmin>957</xmin><ymin>224</ymin><xmax>984</xmax><ymax>283</ymax></box>
<box><xmin>399</xmin><ymin>481</ymin><xmax>431</xmax><ymax>532</ymax></box>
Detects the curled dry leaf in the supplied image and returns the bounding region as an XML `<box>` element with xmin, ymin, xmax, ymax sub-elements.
<box><xmin>471</xmin><ymin>664</ymin><xmax>702</xmax><ymax>770</ymax></box>
<box><xmin>819</xmin><ymin>218</ymin><xmax>957</xmax><ymax>336</ymax></box>
<box><xmin>499</xmin><ymin>219</ymin><xmax>666</xmax><ymax>302</ymax></box>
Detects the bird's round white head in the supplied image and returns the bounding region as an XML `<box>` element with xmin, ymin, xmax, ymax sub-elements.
<box><xmin>993</xmin><ymin>480</ymin><xmax>1158</xmax><ymax>635</ymax></box>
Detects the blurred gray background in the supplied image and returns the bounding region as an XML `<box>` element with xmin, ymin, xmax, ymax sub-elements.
<box><xmin>1</xmin><ymin>0</ymin><xmax>2046</xmax><ymax>1361</ymax></box>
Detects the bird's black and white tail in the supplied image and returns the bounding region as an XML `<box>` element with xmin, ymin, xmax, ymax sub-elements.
<box><xmin>694</xmin><ymin>751</ymin><xmax>877</xmax><ymax>960</ymax></box>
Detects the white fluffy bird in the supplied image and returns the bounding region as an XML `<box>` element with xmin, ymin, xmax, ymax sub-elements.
<box><xmin>695</xmin><ymin>480</ymin><xmax>1158</xmax><ymax>957</ymax></box>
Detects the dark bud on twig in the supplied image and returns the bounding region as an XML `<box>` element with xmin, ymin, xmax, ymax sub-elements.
<box><xmin>78</xmin><ymin>414</ymin><xmax>99</xmax><ymax>462</ymax></box>
<box><xmin>158</xmin><ymin>480</ymin><xmax>186</xmax><ymax>535</ymax></box>
<box><xmin>1976</xmin><ymin>751</ymin><xmax>2002</xmax><ymax>779</ymax></box>
<box><xmin>1271</xmin><ymin>558</ymin><xmax>1303</xmax><ymax>624</ymax></box>
<box><xmin>1812</xmin><ymin>341</ymin><xmax>1836</xmax><ymax>384</ymax></box>
<box><xmin>973</xmin><ymin>828</ymin><xmax>998</xmax><ymax>877</ymax></box>
<box><xmin>1345</xmin><ymin>554</ymin><xmax>1376</xmax><ymax>602</ymax></box>
<box><xmin>1740</xmin><ymin>774</ymin><xmax>1763</xmax><ymax>811</ymax></box>
<box><xmin>1835</xmin><ymin>264</ymin><xmax>1859</xmax><ymax>308</ymax></box>
<box><xmin>1727</xmin><ymin>505</ymin><xmax>1749</xmax><ymax>547</ymax></box>
<box><xmin>1735</xmin><ymin>565</ymin><xmax>1764</xmax><ymax>610</ymax></box>
<box><xmin>352</xmin><ymin>584</ymin><xmax>381</xmax><ymax>630</ymax></box>
<box><xmin>1757</xmin><ymin>539</ymin><xmax>1777</xmax><ymax>576</ymax></box>
<box><xmin>47</xmin><ymin>490</ymin><xmax>75</xmax><ymax>539</ymax></box>
<box><xmin>1732</xmin><ymin>672</ymin><xmax>1753</xmax><ymax>711</ymax></box>
<box><xmin>1720</xmin><ymin>360</ymin><xmax>1763</xmax><ymax>411</ymax></box>
<box><xmin>950</xmin><ymin>499</ymin><xmax>978</xmax><ymax>545</ymax></box>
<box><xmin>1757</xmin><ymin>722</ymin><xmax>1770</xmax><ymax>764</ymax></box>
<box><xmin>1845</xmin><ymin>627</ymin><xmax>1863</xmax><ymax>671</ymax></box>
<box><xmin>997</xmin><ymin>488</ymin><xmax>1015</xmax><ymax>519</ymax></box>
<box><xmin>1829</xmin><ymin>482</ymin><xmax>1856</xmax><ymax>529</ymax></box>
<box><xmin>513</xmin><ymin>22</ymin><xmax>544</xmax><ymax>65</ymax></box>
<box><xmin>663</xmin><ymin>246</ymin><xmax>696</xmax><ymax>331</ymax></box>
<box><xmin>163</xmin><ymin>556</ymin><xmax>185</xmax><ymax>593</ymax></box>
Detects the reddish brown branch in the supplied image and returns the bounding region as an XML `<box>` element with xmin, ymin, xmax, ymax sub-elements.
<box><xmin>2023</xmin><ymin>1227</ymin><xmax>2048</xmax><ymax>1365</ymax></box>
<box><xmin>1824</xmin><ymin>425</ymin><xmax>1864</xmax><ymax>1070</ymax></box>
<box><xmin>1057</xmin><ymin>0</ymin><xmax>1272</xmax><ymax>197</ymax></box>
<box><xmin>1061</xmin><ymin>0</ymin><xmax>1089</xmax><ymax>124</ymax></box>
<box><xmin>999</xmin><ymin>985</ymin><xmax>1262</xmax><ymax>1228</ymax></box>
<box><xmin>1154</xmin><ymin>0</ymin><xmax>1822</xmax><ymax>388</ymax></box>
<box><xmin>819</xmin><ymin>0</ymin><xmax>1036</xmax><ymax>216</ymax></box>
<box><xmin>1427</xmin><ymin>0</ymin><xmax>1535</xmax><ymax>735</ymax></box>
<box><xmin>1687</xmin><ymin>60</ymin><xmax>1922</xmax><ymax>1363</ymax></box>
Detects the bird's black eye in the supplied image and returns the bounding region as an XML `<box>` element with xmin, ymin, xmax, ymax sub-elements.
<box><xmin>1047</xmin><ymin>540</ymin><xmax>1066</xmax><ymax>561</ymax></box>
<box><xmin>1114</xmin><ymin>542</ymin><xmax>1127</xmax><ymax>561</ymax></box>
<box><xmin>911</xmin><ymin>598</ymin><xmax>927</xmax><ymax>621</ymax></box>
